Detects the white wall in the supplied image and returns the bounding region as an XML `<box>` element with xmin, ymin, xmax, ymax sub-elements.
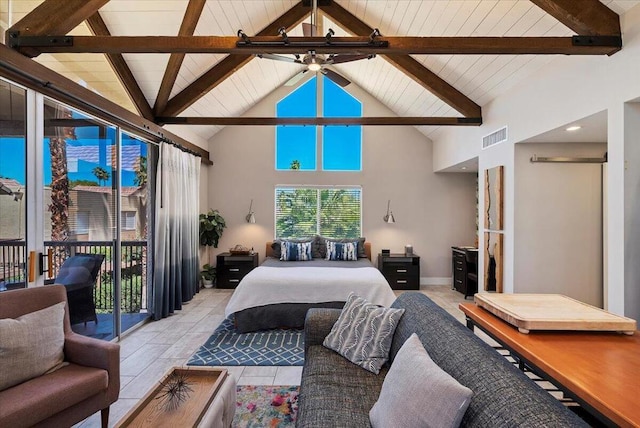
<box><xmin>430</xmin><ymin>5</ymin><xmax>640</xmax><ymax>316</ymax></box>
<box><xmin>514</xmin><ymin>143</ymin><xmax>606</xmax><ymax>307</ymax></box>
<box><xmin>206</xmin><ymin>76</ymin><xmax>477</xmax><ymax>281</ymax></box>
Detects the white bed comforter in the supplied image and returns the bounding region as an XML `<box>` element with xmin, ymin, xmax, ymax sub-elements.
<box><xmin>224</xmin><ymin>266</ymin><xmax>397</xmax><ymax>317</ymax></box>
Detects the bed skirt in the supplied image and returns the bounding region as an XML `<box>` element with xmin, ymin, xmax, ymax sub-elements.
<box><xmin>233</xmin><ymin>301</ymin><xmax>345</xmax><ymax>333</ymax></box>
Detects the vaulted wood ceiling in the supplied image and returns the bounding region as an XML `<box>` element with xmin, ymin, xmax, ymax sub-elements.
<box><xmin>2</xmin><ymin>0</ymin><xmax>637</xmax><ymax>143</ymax></box>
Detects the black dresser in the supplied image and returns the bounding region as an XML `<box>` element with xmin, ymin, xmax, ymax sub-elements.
<box><xmin>216</xmin><ymin>252</ymin><xmax>259</xmax><ymax>289</ymax></box>
<box><xmin>451</xmin><ymin>246</ymin><xmax>478</xmax><ymax>298</ymax></box>
<box><xmin>377</xmin><ymin>253</ymin><xmax>420</xmax><ymax>290</ymax></box>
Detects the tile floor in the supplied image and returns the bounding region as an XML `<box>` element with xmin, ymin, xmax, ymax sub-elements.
<box><xmin>77</xmin><ymin>285</ymin><xmax>475</xmax><ymax>427</ymax></box>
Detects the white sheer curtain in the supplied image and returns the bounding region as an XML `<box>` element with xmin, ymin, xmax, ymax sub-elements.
<box><xmin>152</xmin><ymin>143</ymin><xmax>200</xmax><ymax>320</ymax></box>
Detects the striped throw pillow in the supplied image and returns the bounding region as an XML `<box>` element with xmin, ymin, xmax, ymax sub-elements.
<box><xmin>280</xmin><ymin>240</ymin><xmax>313</xmax><ymax>261</ymax></box>
<box><xmin>325</xmin><ymin>241</ymin><xmax>358</xmax><ymax>261</ymax></box>
<box><xmin>323</xmin><ymin>293</ymin><xmax>404</xmax><ymax>374</ymax></box>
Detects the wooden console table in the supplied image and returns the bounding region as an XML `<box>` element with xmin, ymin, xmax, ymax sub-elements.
<box><xmin>460</xmin><ymin>303</ymin><xmax>640</xmax><ymax>427</ymax></box>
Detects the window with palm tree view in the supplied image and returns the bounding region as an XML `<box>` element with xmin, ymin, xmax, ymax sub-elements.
<box><xmin>275</xmin><ymin>76</ymin><xmax>363</xmax><ymax>239</ymax></box>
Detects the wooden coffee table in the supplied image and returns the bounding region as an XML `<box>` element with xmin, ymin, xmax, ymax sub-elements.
<box><xmin>461</xmin><ymin>303</ymin><xmax>640</xmax><ymax>427</ymax></box>
<box><xmin>116</xmin><ymin>367</ymin><xmax>236</xmax><ymax>428</ymax></box>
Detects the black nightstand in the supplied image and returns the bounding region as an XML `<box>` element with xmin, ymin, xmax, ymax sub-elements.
<box><xmin>216</xmin><ymin>252</ymin><xmax>259</xmax><ymax>289</ymax></box>
<box><xmin>377</xmin><ymin>253</ymin><xmax>420</xmax><ymax>290</ymax></box>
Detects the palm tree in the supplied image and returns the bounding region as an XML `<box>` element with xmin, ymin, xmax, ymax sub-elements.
<box><xmin>47</xmin><ymin>103</ymin><xmax>75</xmax><ymax>269</ymax></box>
<box><xmin>134</xmin><ymin>156</ymin><xmax>147</xmax><ymax>187</ymax></box>
<box><xmin>290</xmin><ymin>159</ymin><xmax>301</xmax><ymax>170</ymax></box>
<box><xmin>92</xmin><ymin>166</ymin><xmax>110</xmax><ymax>186</ymax></box>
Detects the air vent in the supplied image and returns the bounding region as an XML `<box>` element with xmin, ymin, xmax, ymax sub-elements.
<box><xmin>482</xmin><ymin>126</ymin><xmax>507</xmax><ymax>149</ymax></box>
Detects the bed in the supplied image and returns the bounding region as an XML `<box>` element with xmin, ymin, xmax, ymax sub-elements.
<box><xmin>224</xmin><ymin>240</ymin><xmax>397</xmax><ymax>333</ymax></box>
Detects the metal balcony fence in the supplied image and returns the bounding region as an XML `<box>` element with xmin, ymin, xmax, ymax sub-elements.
<box><xmin>0</xmin><ymin>240</ymin><xmax>148</xmax><ymax>313</ymax></box>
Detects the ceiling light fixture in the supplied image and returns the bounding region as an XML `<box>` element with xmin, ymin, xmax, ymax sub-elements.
<box><xmin>307</xmin><ymin>61</ymin><xmax>322</xmax><ymax>72</ymax></box>
<box><xmin>566</xmin><ymin>126</ymin><xmax>582</xmax><ymax>131</ymax></box>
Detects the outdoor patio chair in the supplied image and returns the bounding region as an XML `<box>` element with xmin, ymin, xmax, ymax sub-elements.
<box><xmin>55</xmin><ymin>253</ymin><xmax>105</xmax><ymax>326</ymax></box>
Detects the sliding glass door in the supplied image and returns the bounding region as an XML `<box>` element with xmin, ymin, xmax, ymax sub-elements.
<box><xmin>0</xmin><ymin>80</ymin><xmax>27</xmax><ymax>290</ymax></box>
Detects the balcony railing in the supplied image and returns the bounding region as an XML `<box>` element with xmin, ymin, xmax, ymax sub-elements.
<box><xmin>0</xmin><ymin>240</ymin><xmax>147</xmax><ymax>313</ymax></box>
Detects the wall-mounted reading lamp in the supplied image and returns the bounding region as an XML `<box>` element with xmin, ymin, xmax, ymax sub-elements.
<box><xmin>383</xmin><ymin>200</ymin><xmax>395</xmax><ymax>224</ymax></box>
<box><xmin>246</xmin><ymin>199</ymin><xmax>256</xmax><ymax>224</ymax></box>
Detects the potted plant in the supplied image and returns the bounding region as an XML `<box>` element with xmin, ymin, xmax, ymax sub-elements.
<box><xmin>199</xmin><ymin>209</ymin><xmax>226</xmax><ymax>248</ymax></box>
<box><xmin>199</xmin><ymin>209</ymin><xmax>226</xmax><ymax>288</ymax></box>
<box><xmin>201</xmin><ymin>264</ymin><xmax>216</xmax><ymax>288</ymax></box>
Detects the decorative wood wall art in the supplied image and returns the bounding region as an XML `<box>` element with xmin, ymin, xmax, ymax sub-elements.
<box><xmin>484</xmin><ymin>166</ymin><xmax>504</xmax><ymax>231</ymax></box>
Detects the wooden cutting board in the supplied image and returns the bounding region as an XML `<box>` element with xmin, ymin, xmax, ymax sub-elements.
<box><xmin>474</xmin><ymin>293</ymin><xmax>637</xmax><ymax>334</ymax></box>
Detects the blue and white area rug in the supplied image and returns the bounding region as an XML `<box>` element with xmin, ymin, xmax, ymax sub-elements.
<box><xmin>187</xmin><ymin>317</ymin><xmax>304</xmax><ymax>366</ymax></box>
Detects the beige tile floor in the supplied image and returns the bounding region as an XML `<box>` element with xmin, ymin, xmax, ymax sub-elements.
<box><xmin>77</xmin><ymin>285</ymin><xmax>475</xmax><ymax>427</ymax></box>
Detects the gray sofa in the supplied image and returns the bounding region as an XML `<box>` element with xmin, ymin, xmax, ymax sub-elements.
<box><xmin>296</xmin><ymin>292</ymin><xmax>587</xmax><ymax>427</ymax></box>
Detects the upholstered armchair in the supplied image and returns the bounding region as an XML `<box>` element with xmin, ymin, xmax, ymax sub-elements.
<box><xmin>0</xmin><ymin>285</ymin><xmax>119</xmax><ymax>428</ymax></box>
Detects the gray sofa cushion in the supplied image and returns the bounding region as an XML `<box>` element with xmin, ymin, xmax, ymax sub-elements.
<box><xmin>297</xmin><ymin>345</ymin><xmax>387</xmax><ymax>428</ymax></box>
<box><xmin>369</xmin><ymin>333</ymin><xmax>473</xmax><ymax>428</ymax></box>
<box><xmin>323</xmin><ymin>293</ymin><xmax>404</xmax><ymax>374</ymax></box>
<box><xmin>390</xmin><ymin>292</ymin><xmax>588</xmax><ymax>427</ymax></box>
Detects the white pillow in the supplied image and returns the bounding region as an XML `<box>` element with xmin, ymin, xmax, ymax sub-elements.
<box><xmin>0</xmin><ymin>301</ymin><xmax>66</xmax><ymax>391</ymax></box>
<box><xmin>369</xmin><ymin>333</ymin><xmax>473</xmax><ymax>428</ymax></box>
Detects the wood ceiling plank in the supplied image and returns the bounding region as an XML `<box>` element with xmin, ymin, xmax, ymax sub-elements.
<box><xmin>8</xmin><ymin>0</ymin><xmax>109</xmax><ymax>36</ymax></box>
<box><xmin>529</xmin><ymin>0</ymin><xmax>621</xmax><ymax>36</ymax></box>
<box><xmin>0</xmin><ymin>43</ymin><xmax>210</xmax><ymax>162</ymax></box>
<box><xmin>156</xmin><ymin>116</ymin><xmax>482</xmax><ymax>126</ymax></box>
<box><xmin>154</xmin><ymin>0</ymin><xmax>207</xmax><ymax>116</ymax></box>
<box><xmin>86</xmin><ymin>12</ymin><xmax>154</xmax><ymax>121</ymax></box>
<box><xmin>321</xmin><ymin>1</ymin><xmax>481</xmax><ymax>118</ymax></box>
<box><xmin>161</xmin><ymin>1</ymin><xmax>309</xmax><ymax>117</ymax></box>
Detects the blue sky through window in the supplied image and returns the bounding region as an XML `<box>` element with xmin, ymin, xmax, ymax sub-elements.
<box><xmin>275</xmin><ymin>75</ymin><xmax>362</xmax><ymax>171</ymax></box>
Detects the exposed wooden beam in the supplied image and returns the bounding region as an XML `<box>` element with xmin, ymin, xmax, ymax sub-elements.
<box><xmin>0</xmin><ymin>43</ymin><xmax>211</xmax><ymax>164</ymax></box>
<box><xmin>530</xmin><ymin>0</ymin><xmax>621</xmax><ymax>36</ymax></box>
<box><xmin>7</xmin><ymin>0</ymin><xmax>109</xmax><ymax>57</ymax></box>
<box><xmin>161</xmin><ymin>2</ymin><xmax>309</xmax><ymax>117</ymax></box>
<box><xmin>154</xmin><ymin>0</ymin><xmax>207</xmax><ymax>116</ymax></box>
<box><xmin>156</xmin><ymin>116</ymin><xmax>482</xmax><ymax>126</ymax></box>
<box><xmin>86</xmin><ymin>13</ymin><xmax>154</xmax><ymax>121</ymax></box>
<box><xmin>20</xmin><ymin>35</ymin><xmax>621</xmax><ymax>56</ymax></box>
<box><xmin>320</xmin><ymin>1</ymin><xmax>481</xmax><ymax>118</ymax></box>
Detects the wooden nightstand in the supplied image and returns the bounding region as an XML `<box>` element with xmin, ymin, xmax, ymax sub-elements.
<box><xmin>216</xmin><ymin>252</ymin><xmax>259</xmax><ymax>289</ymax></box>
<box><xmin>377</xmin><ymin>253</ymin><xmax>420</xmax><ymax>290</ymax></box>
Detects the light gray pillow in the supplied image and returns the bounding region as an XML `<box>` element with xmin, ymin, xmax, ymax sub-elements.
<box><xmin>323</xmin><ymin>293</ymin><xmax>404</xmax><ymax>374</ymax></box>
<box><xmin>369</xmin><ymin>333</ymin><xmax>473</xmax><ymax>428</ymax></box>
<box><xmin>0</xmin><ymin>301</ymin><xmax>66</xmax><ymax>391</ymax></box>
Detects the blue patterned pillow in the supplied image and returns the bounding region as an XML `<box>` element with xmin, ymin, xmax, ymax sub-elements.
<box><xmin>280</xmin><ymin>240</ymin><xmax>313</xmax><ymax>261</ymax></box>
<box><xmin>325</xmin><ymin>241</ymin><xmax>358</xmax><ymax>261</ymax></box>
<box><xmin>323</xmin><ymin>293</ymin><xmax>404</xmax><ymax>374</ymax></box>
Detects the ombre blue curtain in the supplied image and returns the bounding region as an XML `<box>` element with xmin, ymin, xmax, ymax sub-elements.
<box><xmin>152</xmin><ymin>143</ymin><xmax>200</xmax><ymax>320</ymax></box>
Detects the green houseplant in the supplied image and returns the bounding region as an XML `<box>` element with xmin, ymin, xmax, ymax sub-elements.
<box><xmin>199</xmin><ymin>209</ymin><xmax>226</xmax><ymax>288</ymax></box>
<box><xmin>201</xmin><ymin>264</ymin><xmax>216</xmax><ymax>288</ymax></box>
<box><xmin>199</xmin><ymin>209</ymin><xmax>226</xmax><ymax>248</ymax></box>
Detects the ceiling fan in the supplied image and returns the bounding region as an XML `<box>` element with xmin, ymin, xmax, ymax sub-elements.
<box><xmin>254</xmin><ymin>0</ymin><xmax>375</xmax><ymax>87</ymax></box>
<box><xmin>257</xmin><ymin>48</ymin><xmax>374</xmax><ymax>87</ymax></box>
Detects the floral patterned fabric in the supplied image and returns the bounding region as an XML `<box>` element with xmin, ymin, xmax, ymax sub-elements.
<box><xmin>234</xmin><ymin>385</ymin><xmax>299</xmax><ymax>427</ymax></box>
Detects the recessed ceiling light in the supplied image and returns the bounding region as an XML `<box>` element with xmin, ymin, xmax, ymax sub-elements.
<box><xmin>566</xmin><ymin>126</ymin><xmax>582</xmax><ymax>131</ymax></box>
<box><xmin>461</xmin><ymin>166</ymin><xmax>467</xmax><ymax>170</ymax></box>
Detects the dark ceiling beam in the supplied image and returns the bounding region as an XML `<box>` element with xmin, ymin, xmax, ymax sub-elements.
<box><xmin>154</xmin><ymin>0</ymin><xmax>207</xmax><ymax>116</ymax></box>
<box><xmin>156</xmin><ymin>116</ymin><xmax>482</xmax><ymax>126</ymax></box>
<box><xmin>86</xmin><ymin>13</ymin><xmax>154</xmax><ymax>121</ymax></box>
<box><xmin>160</xmin><ymin>2</ymin><xmax>310</xmax><ymax>117</ymax></box>
<box><xmin>529</xmin><ymin>0</ymin><xmax>621</xmax><ymax>37</ymax></box>
<box><xmin>7</xmin><ymin>0</ymin><xmax>109</xmax><ymax>57</ymax></box>
<box><xmin>320</xmin><ymin>1</ymin><xmax>481</xmax><ymax>118</ymax></box>
<box><xmin>0</xmin><ymin>43</ymin><xmax>211</xmax><ymax>163</ymax></box>
<box><xmin>17</xmin><ymin>35</ymin><xmax>621</xmax><ymax>55</ymax></box>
